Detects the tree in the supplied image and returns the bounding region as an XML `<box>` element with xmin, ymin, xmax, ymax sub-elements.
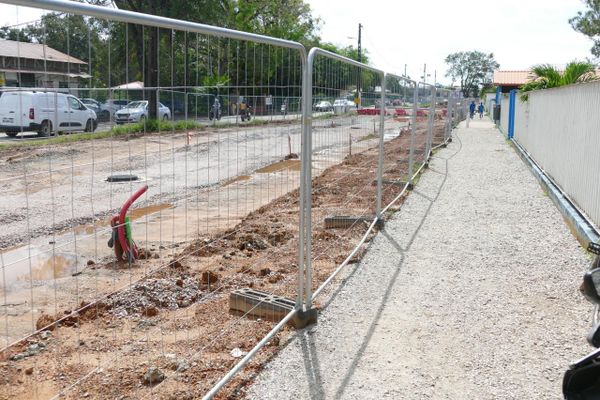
<box><xmin>444</xmin><ymin>51</ymin><xmax>499</xmax><ymax>97</ymax></box>
<box><xmin>570</xmin><ymin>0</ymin><xmax>600</xmax><ymax>58</ymax></box>
<box><xmin>519</xmin><ymin>61</ymin><xmax>598</xmax><ymax>100</ymax></box>
<box><xmin>1</xmin><ymin>0</ymin><xmax>323</xmax><ymax>117</ymax></box>
<box><xmin>231</xmin><ymin>0</ymin><xmax>320</xmax><ymax>46</ymax></box>
<box><xmin>113</xmin><ymin>0</ymin><xmax>322</xmax><ymax>117</ymax></box>
<box><xmin>0</xmin><ymin>27</ymin><xmax>32</xmax><ymax>42</ymax></box>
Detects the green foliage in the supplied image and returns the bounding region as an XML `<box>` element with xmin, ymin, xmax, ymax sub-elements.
<box><xmin>479</xmin><ymin>85</ymin><xmax>497</xmax><ymax>98</ymax></box>
<box><xmin>570</xmin><ymin>0</ymin><xmax>600</xmax><ymax>57</ymax></box>
<box><xmin>110</xmin><ymin>119</ymin><xmax>202</xmax><ymax>135</ymax></box>
<box><xmin>444</xmin><ymin>51</ymin><xmax>499</xmax><ymax>97</ymax></box>
<box><xmin>0</xmin><ymin>119</ymin><xmax>204</xmax><ymax>151</ymax></box>
<box><xmin>231</xmin><ymin>0</ymin><xmax>321</xmax><ymax>46</ymax></box>
<box><xmin>0</xmin><ymin>26</ymin><xmax>32</xmax><ymax>42</ymax></box>
<box><xmin>520</xmin><ymin>61</ymin><xmax>598</xmax><ymax>100</ymax></box>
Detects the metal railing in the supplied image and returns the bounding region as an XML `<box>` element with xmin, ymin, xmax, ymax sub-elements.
<box><xmin>0</xmin><ymin>1</ymin><xmax>462</xmax><ymax>398</ymax></box>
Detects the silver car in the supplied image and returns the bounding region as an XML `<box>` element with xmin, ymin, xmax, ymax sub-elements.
<box><xmin>99</xmin><ymin>99</ymin><xmax>130</xmax><ymax>121</ymax></box>
<box><xmin>114</xmin><ymin>101</ymin><xmax>171</xmax><ymax>124</ymax></box>
<box><xmin>314</xmin><ymin>100</ymin><xmax>333</xmax><ymax>112</ymax></box>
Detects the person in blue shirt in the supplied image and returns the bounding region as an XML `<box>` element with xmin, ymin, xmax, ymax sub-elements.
<box><xmin>478</xmin><ymin>102</ymin><xmax>484</xmax><ymax>119</ymax></box>
<box><xmin>469</xmin><ymin>101</ymin><xmax>476</xmax><ymax>119</ymax></box>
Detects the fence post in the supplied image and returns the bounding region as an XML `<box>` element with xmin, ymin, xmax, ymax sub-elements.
<box><xmin>426</xmin><ymin>85</ymin><xmax>435</xmax><ymax>160</ymax></box>
<box><xmin>375</xmin><ymin>73</ymin><xmax>385</xmax><ymax>219</ymax></box>
<box><xmin>508</xmin><ymin>89</ymin><xmax>516</xmax><ymax>139</ymax></box>
<box><xmin>297</xmin><ymin>54</ymin><xmax>309</xmax><ymax>309</ymax></box>
<box><xmin>408</xmin><ymin>82</ymin><xmax>418</xmax><ymax>186</ymax></box>
<box><xmin>303</xmin><ymin>50</ymin><xmax>315</xmax><ymax>311</ymax></box>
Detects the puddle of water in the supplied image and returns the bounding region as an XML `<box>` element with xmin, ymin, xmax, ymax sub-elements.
<box><xmin>0</xmin><ymin>245</ymin><xmax>79</xmax><ymax>287</ymax></box>
<box><xmin>129</xmin><ymin>203</ymin><xmax>173</xmax><ymax>220</ymax></box>
<box><xmin>257</xmin><ymin>159</ymin><xmax>301</xmax><ymax>173</ymax></box>
<box><xmin>1</xmin><ymin>203</ymin><xmax>174</xmax><ymax>288</ymax></box>
<box><xmin>223</xmin><ymin>175</ymin><xmax>251</xmax><ymax>187</ymax></box>
<box><xmin>73</xmin><ymin>203</ymin><xmax>173</xmax><ymax>236</ymax></box>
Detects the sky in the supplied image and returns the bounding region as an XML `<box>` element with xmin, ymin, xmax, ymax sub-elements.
<box><xmin>0</xmin><ymin>0</ymin><xmax>595</xmax><ymax>85</ymax></box>
<box><xmin>306</xmin><ymin>0</ymin><xmax>595</xmax><ymax>85</ymax></box>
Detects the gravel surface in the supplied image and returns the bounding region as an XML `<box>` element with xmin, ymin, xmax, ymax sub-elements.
<box><xmin>247</xmin><ymin>118</ymin><xmax>593</xmax><ymax>399</ymax></box>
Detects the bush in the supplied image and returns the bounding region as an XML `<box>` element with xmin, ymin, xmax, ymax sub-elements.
<box><xmin>110</xmin><ymin>119</ymin><xmax>202</xmax><ymax>135</ymax></box>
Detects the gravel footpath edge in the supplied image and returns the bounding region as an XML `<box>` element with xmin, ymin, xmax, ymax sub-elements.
<box><xmin>246</xmin><ymin>119</ymin><xmax>592</xmax><ymax>400</ymax></box>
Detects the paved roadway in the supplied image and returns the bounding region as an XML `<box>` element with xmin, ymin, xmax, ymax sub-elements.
<box><xmin>0</xmin><ymin>112</ymin><xmax>304</xmax><ymax>142</ymax></box>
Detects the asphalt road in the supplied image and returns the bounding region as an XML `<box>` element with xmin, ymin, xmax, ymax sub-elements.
<box><xmin>0</xmin><ymin>112</ymin><xmax>304</xmax><ymax>142</ymax></box>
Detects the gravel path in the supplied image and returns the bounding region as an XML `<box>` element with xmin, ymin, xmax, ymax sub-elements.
<box><xmin>247</xmin><ymin>118</ymin><xmax>593</xmax><ymax>399</ymax></box>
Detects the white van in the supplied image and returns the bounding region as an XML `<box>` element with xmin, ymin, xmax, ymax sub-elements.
<box><xmin>0</xmin><ymin>91</ymin><xmax>98</xmax><ymax>137</ymax></box>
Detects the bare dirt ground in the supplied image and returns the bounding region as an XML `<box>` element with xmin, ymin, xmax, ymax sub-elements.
<box><xmin>0</xmin><ymin>116</ymin><xmax>446</xmax><ymax>399</ymax></box>
<box><xmin>0</xmin><ymin>113</ymin><xmax>402</xmax><ymax>345</ymax></box>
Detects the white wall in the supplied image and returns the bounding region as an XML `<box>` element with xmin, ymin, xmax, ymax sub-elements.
<box><xmin>485</xmin><ymin>93</ymin><xmax>496</xmax><ymax>117</ymax></box>
<box><xmin>514</xmin><ymin>81</ymin><xmax>600</xmax><ymax>228</ymax></box>
<box><xmin>500</xmin><ymin>93</ymin><xmax>509</xmax><ymax>135</ymax></box>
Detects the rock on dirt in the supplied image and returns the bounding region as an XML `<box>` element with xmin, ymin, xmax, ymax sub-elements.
<box><xmin>141</xmin><ymin>306</ymin><xmax>159</xmax><ymax>317</ymax></box>
<box><xmin>200</xmin><ymin>270</ymin><xmax>219</xmax><ymax>285</ymax></box>
<box><xmin>238</xmin><ymin>234</ymin><xmax>269</xmax><ymax>251</ymax></box>
<box><xmin>142</xmin><ymin>367</ymin><xmax>165</xmax><ymax>385</ymax></box>
<box><xmin>35</xmin><ymin>314</ymin><xmax>55</xmax><ymax>331</ymax></box>
<box><xmin>164</xmin><ymin>354</ymin><xmax>189</xmax><ymax>372</ymax></box>
<box><xmin>230</xmin><ymin>348</ymin><xmax>246</xmax><ymax>358</ymax></box>
<box><xmin>11</xmin><ymin>343</ymin><xmax>46</xmax><ymax>361</ymax></box>
<box><xmin>108</xmin><ymin>276</ymin><xmax>201</xmax><ymax>317</ymax></box>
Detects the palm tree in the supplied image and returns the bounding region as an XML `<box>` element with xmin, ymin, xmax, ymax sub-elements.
<box><xmin>520</xmin><ymin>61</ymin><xmax>598</xmax><ymax>100</ymax></box>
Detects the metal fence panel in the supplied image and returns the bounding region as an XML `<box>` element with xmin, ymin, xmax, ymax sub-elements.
<box><xmin>302</xmin><ymin>48</ymin><xmax>385</xmax><ymax>308</ymax></box>
<box><xmin>0</xmin><ymin>1</ymin><xmax>464</xmax><ymax>399</ymax></box>
<box><xmin>0</xmin><ymin>1</ymin><xmax>309</xmax><ymax>399</ymax></box>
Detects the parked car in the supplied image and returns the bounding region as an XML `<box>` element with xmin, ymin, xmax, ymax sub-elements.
<box><xmin>333</xmin><ymin>98</ymin><xmax>353</xmax><ymax>114</ymax></box>
<box><xmin>314</xmin><ymin>100</ymin><xmax>333</xmax><ymax>112</ymax></box>
<box><xmin>114</xmin><ymin>100</ymin><xmax>171</xmax><ymax>124</ymax></box>
<box><xmin>100</xmin><ymin>99</ymin><xmax>130</xmax><ymax>121</ymax></box>
<box><xmin>0</xmin><ymin>91</ymin><xmax>97</xmax><ymax>137</ymax></box>
<box><xmin>80</xmin><ymin>98</ymin><xmax>102</xmax><ymax>115</ymax></box>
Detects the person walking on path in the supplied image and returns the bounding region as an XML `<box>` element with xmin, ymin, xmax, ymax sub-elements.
<box><xmin>478</xmin><ymin>102</ymin><xmax>484</xmax><ymax>119</ymax></box>
<box><xmin>469</xmin><ymin>100</ymin><xmax>476</xmax><ymax>119</ymax></box>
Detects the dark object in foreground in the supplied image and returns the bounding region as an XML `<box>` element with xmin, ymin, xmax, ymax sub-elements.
<box><xmin>106</xmin><ymin>174</ymin><xmax>139</xmax><ymax>182</ymax></box>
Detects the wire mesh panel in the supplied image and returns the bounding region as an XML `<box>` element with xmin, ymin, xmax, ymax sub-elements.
<box><xmin>433</xmin><ymin>89</ymin><xmax>451</xmax><ymax>149</ymax></box>
<box><xmin>0</xmin><ymin>2</ymin><xmax>471</xmax><ymax>399</ymax></box>
<box><xmin>413</xmin><ymin>82</ymin><xmax>433</xmax><ymax>174</ymax></box>
<box><xmin>377</xmin><ymin>74</ymin><xmax>414</xmax><ymax>209</ymax></box>
<box><xmin>302</xmin><ymin>49</ymin><xmax>385</xmax><ymax>308</ymax></box>
<box><xmin>0</xmin><ymin>2</ymin><xmax>308</xmax><ymax>399</ymax></box>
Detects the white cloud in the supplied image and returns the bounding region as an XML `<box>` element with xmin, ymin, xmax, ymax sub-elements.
<box><xmin>307</xmin><ymin>0</ymin><xmax>594</xmax><ymax>84</ymax></box>
<box><xmin>0</xmin><ymin>4</ymin><xmax>45</xmax><ymax>28</ymax></box>
<box><xmin>0</xmin><ymin>1</ymin><xmax>594</xmax><ymax>85</ymax></box>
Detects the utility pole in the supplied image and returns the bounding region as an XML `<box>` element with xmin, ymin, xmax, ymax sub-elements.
<box><xmin>355</xmin><ymin>23</ymin><xmax>362</xmax><ymax>108</ymax></box>
<box><xmin>423</xmin><ymin>63</ymin><xmax>427</xmax><ymax>84</ymax></box>
<box><xmin>404</xmin><ymin>64</ymin><xmax>407</xmax><ymax>78</ymax></box>
<box><xmin>357</xmin><ymin>23</ymin><xmax>362</xmax><ymax>63</ymax></box>
<box><xmin>434</xmin><ymin>70</ymin><xmax>437</xmax><ymax>86</ymax></box>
